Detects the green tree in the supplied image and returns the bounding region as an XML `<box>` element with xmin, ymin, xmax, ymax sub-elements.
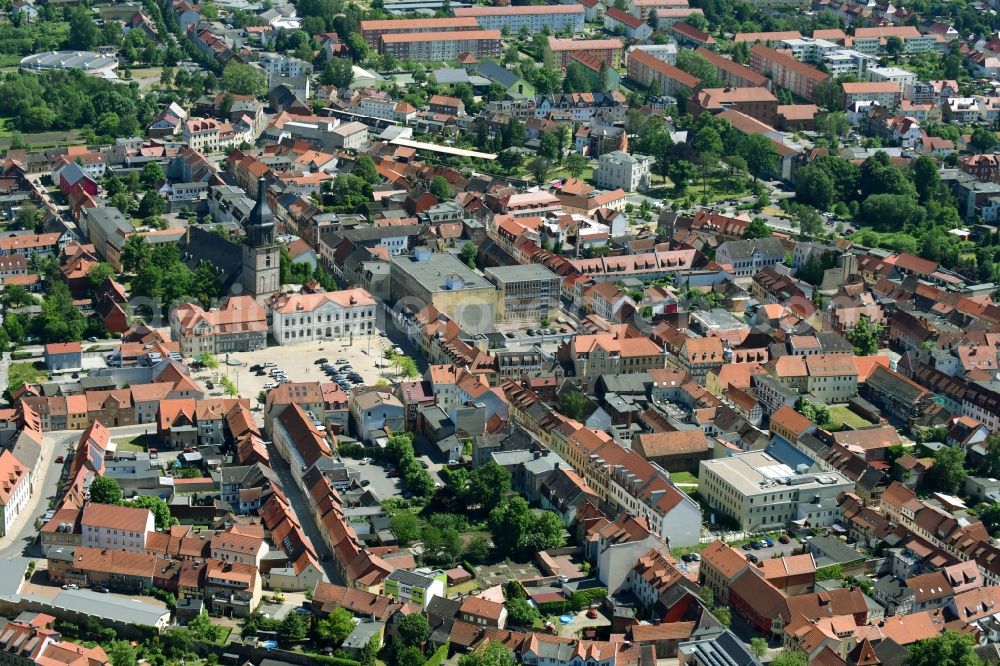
<box><xmin>770</xmin><ymin>650</ymin><xmax>807</xmax><ymax>666</ymax></box>
<box><xmin>498</xmin><ymin>149</ymin><xmax>523</xmax><ymax>175</ymax></box>
<box><xmin>463</xmin><ymin>533</ymin><xmax>491</xmax><ymax>562</ymax></box>
<box><xmin>676</xmin><ymin>50</ymin><xmax>721</xmax><ymax>87</ymax></box>
<box><xmin>360</xmin><ymin>634</ymin><xmax>380</xmax><ymax>666</ymax></box>
<box><xmin>68</xmin><ymin>7</ymin><xmax>98</xmax><ymax>50</ymax></box>
<box><xmin>922</xmin><ymin>446</ymin><xmax>967</xmax><ymax>495</ymax></box>
<box><xmin>40</xmin><ymin>282</ymin><xmax>87</xmax><ymax>342</ymax></box>
<box><xmin>197</xmin><ymin>352</ymin><xmax>220</xmax><ymax>369</ymax></box>
<box><xmin>505</xmin><ymin>597</ymin><xmax>540</xmax><ymax>626</ymax></box>
<box><xmin>885</xmin><ymin>36</ymin><xmax>904</xmax><ymax>58</ymax></box>
<box><xmin>89</xmin><ymin>476</ymin><xmax>123</xmax><ymax>505</ymax></box>
<box><xmin>188</xmin><ymin>610</ymin><xmax>222</xmax><ymax>641</ymax></box>
<box><xmin>87</xmin><ymin>263</ymin><xmax>116</xmax><ymax>290</ymax></box>
<box><xmin>141</xmin><ymin>162</ymin><xmax>166</xmax><ymax>189</ymax></box>
<box><xmin>396</xmin><ymin>646</ymin><xmax>426</xmax><ymax>666</ymax></box>
<box><xmin>390</xmin><ymin>511</ymin><xmax>422</xmax><ymax>545</ymax></box>
<box><xmin>528</xmin><ymin>157</ymin><xmax>551</xmax><ymax>184</ymax></box>
<box><xmin>982</xmin><ymin>435</ymin><xmax>1000</xmax><ymax>478</ymax></box>
<box><xmin>911</xmin><ymin>155</ymin><xmax>940</xmax><ymax>204</ymax></box>
<box><xmin>129</xmin><ymin>495</ymin><xmax>176</xmax><ymax>530</ymax></box>
<box><xmin>138</xmin><ymin>191</ymin><xmax>165</xmax><ymax>218</ymax></box>
<box><xmin>467</xmin><ymin>461</ymin><xmax>512</xmax><ymax>510</ymax></box>
<box><xmin>538</xmin><ymin>132</ymin><xmax>559</xmax><ymax>161</ymax></box>
<box><xmin>428</xmin><ymin>176</ymin><xmax>451</xmax><ymax>200</ymax></box>
<box><xmin>352</xmin><ymin>155</ymin><xmax>380</xmax><ymax>184</ymax></box>
<box><xmin>15</xmin><ymin>203</ymin><xmax>43</xmax><ymax>232</ymax></box>
<box><xmin>908</xmin><ymin>631</ymin><xmax>981</xmax><ymax>666</ymax></box>
<box><xmin>461</xmin><ymin>241</ymin><xmax>478</xmax><ymax>269</ymax></box>
<box><xmin>277</xmin><ymin>611</ymin><xmax>307</xmax><ymax>645</ymax></box>
<box><xmin>980</xmin><ymin>502</ymin><xmax>1000</xmax><ymax>535</ymax></box>
<box><xmin>739</xmin><ymin>134</ymin><xmax>778</xmax><ymax>180</ymax></box>
<box><xmin>750</xmin><ymin>638</ymin><xmax>768</xmax><ymax>658</ymax></box>
<box><xmin>315</xmin><ymin>607</ymin><xmax>354</xmax><ymax>646</ymax></box>
<box><xmin>971</xmin><ymin>126</ymin><xmax>999</xmax><ymax>152</ymax></box>
<box><xmin>559</xmin><ymin>389</ymin><xmax>587</xmax><ymax>420</ymax></box>
<box><xmin>743</xmin><ymin>218</ymin><xmax>772</xmax><ymax>239</ymax></box>
<box><xmin>458</xmin><ymin>640</ymin><xmax>518</xmax><ymax>666</ymax></box>
<box><xmin>396</xmin><ymin>613</ymin><xmax>429</xmax><ymax>649</ymax></box>
<box><xmin>3</xmin><ymin>285</ymin><xmax>35</xmax><ymax>308</ymax></box>
<box><xmin>847</xmin><ymin>316</ymin><xmax>882</xmax><ymax>356</ymax></box>
<box><xmin>565</xmin><ymin>152</ymin><xmax>588</xmax><ymax>179</ymax></box>
<box><xmin>222</xmin><ymin>62</ymin><xmax>268</xmax><ymax>96</ymax></box>
<box><xmin>107</xmin><ymin>640</ymin><xmax>137</xmax><ymax>666</ymax></box>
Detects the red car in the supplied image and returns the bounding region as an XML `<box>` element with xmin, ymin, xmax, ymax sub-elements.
<box><xmin>779</xmin><ymin>535</ymin><xmax>791</xmax><ymax>544</ymax></box>
<box><xmin>586</xmin><ymin>609</ymin><xmax>598</xmax><ymax>619</ymax></box>
<box><xmin>55</xmin><ymin>456</ymin><xmax>64</xmax><ymax>463</ymax></box>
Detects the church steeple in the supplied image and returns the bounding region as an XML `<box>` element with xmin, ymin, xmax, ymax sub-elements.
<box><xmin>247</xmin><ymin>176</ymin><xmax>274</xmax><ymax>247</ymax></box>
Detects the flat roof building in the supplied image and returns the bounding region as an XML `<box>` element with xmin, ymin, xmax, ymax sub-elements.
<box><xmin>698</xmin><ymin>451</ymin><xmax>852</xmax><ymax>531</ymax></box>
<box><xmin>20</xmin><ymin>51</ymin><xmax>119</xmax><ymax>77</ymax></box>
<box><xmin>389</xmin><ymin>248</ymin><xmax>499</xmax><ymax>333</ymax></box>
<box><xmin>485</xmin><ymin>264</ymin><xmax>561</xmax><ymax>323</ymax></box>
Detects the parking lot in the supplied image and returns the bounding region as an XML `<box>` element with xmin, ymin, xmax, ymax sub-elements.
<box><xmin>352</xmin><ymin>436</ymin><xmax>449</xmax><ymax>501</ymax></box>
<box><xmin>189</xmin><ymin>332</ymin><xmax>393</xmax><ymax>402</ymax></box>
<box><xmin>732</xmin><ymin>536</ymin><xmax>804</xmax><ymax>563</ymax></box>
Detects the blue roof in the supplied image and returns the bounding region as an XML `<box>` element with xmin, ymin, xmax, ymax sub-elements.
<box><xmin>764</xmin><ymin>434</ymin><xmax>815</xmax><ymax>471</ymax></box>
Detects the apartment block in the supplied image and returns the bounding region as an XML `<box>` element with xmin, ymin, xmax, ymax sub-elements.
<box><xmin>850</xmin><ymin>26</ymin><xmax>938</xmax><ymax>55</ymax></box>
<box><xmin>453</xmin><ymin>5</ymin><xmax>584</xmax><ymax>34</ymax></box>
<box><xmin>627</xmin><ymin>48</ymin><xmax>700</xmax><ymax>94</ymax></box>
<box><xmin>547</xmin><ymin>37</ymin><xmax>624</xmax><ymax>70</ymax></box>
<box><xmin>379</xmin><ymin>30</ymin><xmax>502</xmax><ymax>62</ymax></box>
<box><xmin>749</xmin><ymin>44</ymin><xmax>829</xmax><ymax>101</ymax></box>
<box><xmin>842</xmin><ymin>81</ymin><xmax>902</xmax><ymax>108</ymax></box>
<box><xmin>359</xmin><ymin>17</ymin><xmax>479</xmax><ymax>49</ymax></box>
<box><xmin>688</xmin><ymin>86</ymin><xmax>779</xmax><ymax>126</ymax></box>
<box><xmin>695</xmin><ymin>46</ymin><xmax>769</xmax><ymax>89</ymax></box>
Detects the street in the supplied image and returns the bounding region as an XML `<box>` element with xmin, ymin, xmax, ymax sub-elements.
<box><xmin>0</xmin><ymin>431</ymin><xmax>65</xmax><ymax>566</ymax></box>
<box><xmin>267</xmin><ymin>444</ymin><xmax>342</xmax><ymax>585</ymax></box>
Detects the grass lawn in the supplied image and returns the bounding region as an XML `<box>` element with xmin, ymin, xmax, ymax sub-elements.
<box><xmin>448</xmin><ymin>580</ymin><xmax>480</xmax><ymax>596</ymax></box>
<box><xmin>826</xmin><ymin>405</ymin><xmax>874</xmax><ymax>429</ymax></box>
<box><xmin>670</xmin><ymin>471</ymin><xmax>698</xmax><ymax>485</ymax></box>
<box><xmin>670</xmin><ymin>541</ymin><xmax>714</xmax><ymax>558</ymax></box>
<box><xmin>115</xmin><ymin>433</ymin><xmax>154</xmax><ymax>452</ymax></box>
<box><xmin>7</xmin><ymin>361</ymin><xmax>45</xmax><ymax>393</ymax></box>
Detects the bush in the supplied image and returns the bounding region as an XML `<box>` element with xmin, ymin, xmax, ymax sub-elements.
<box><xmin>568</xmin><ymin>588</ymin><xmax>607</xmax><ymax>612</ymax></box>
<box><xmin>11</xmin><ymin>351</ymin><xmax>33</xmax><ymax>360</ymax></box>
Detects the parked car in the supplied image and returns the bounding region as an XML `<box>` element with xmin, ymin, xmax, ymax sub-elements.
<box><xmin>742</xmin><ymin>543</ymin><xmax>753</xmax><ymax>551</ymax></box>
<box><xmin>681</xmin><ymin>552</ymin><xmax>701</xmax><ymax>562</ymax></box>
<box><xmin>586</xmin><ymin>609</ymin><xmax>599</xmax><ymax>619</ymax></box>
<box><xmin>763</xmin><ymin>537</ymin><xmax>774</xmax><ymax>547</ymax></box>
<box><xmin>93</xmin><ymin>586</ymin><xmax>108</xmax><ymax>593</ymax></box>
<box><xmin>779</xmin><ymin>535</ymin><xmax>790</xmax><ymax>544</ymax></box>
<box><xmin>361</xmin><ymin>479</ymin><xmax>371</xmax><ymax>487</ymax></box>
<box><xmin>360</xmin><ymin>458</ymin><xmax>373</xmax><ymax>465</ymax></box>
<box><xmin>55</xmin><ymin>456</ymin><xmax>64</xmax><ymax>463</ymax></box>
<box><xmin>315</xmin><ymin>358</ymin><xmax>328</xmax><ymax>365</ymax></box>
<box><xmin>62</xmin><ymin>584</ymin><xmax>78</xmax><ymax>590</ymax></box>
<box><xmin>746</xmin><ymin>554</ymin><xmax>759</xmax><ymax>564</ymax></box>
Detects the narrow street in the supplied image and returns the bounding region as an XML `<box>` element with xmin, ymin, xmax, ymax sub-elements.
<box><xmin>267</xmin><ymin>445</ymin><xmax>342</xmax><ymax>585</ymax></box>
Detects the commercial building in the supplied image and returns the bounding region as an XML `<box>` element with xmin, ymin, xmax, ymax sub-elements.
<box><xmin>170</xmin><ymin>296</ymin><xmax>268</xmax><ymax>357</ymax></box>
<box><xmin>389</xmin><ymin>249</ymin><xmax>499</xmax><ymax>333</ymax></box>
<box><xmin>547</xmin><ymin>37</ymin><xmax>624</xmax><ymax>70</ymax></box>
<box><xmin>485</xmin><ymin>264</ymin><xmax>561</xmax><ymax>323</ymax></box>
<box><xmin>379</xmin><ymin>30</ymin><xmax>502</xmax><ymax>62</ymax></box>
<box><xmin>270</xmin><ymin>288</ymin><xmax>378</xmax><ymax>344</ymax></box>
<box><xmin>595</xmin><ymin>150</ymin><xmax>652</xmax><ymax>192</ymax></box>
<box><xmin>453</xmin><ymin>5</ymin><xmax>584</xmax><ymax>34</ymax></box>
<box><xmin>698</xmin><ymin>451</ymin><xmax>852</xmax><ymax>530</ymax></box>
<box><xmin>360</xmin><ymin>17</ymin><xmax>480</xmax><ymax>49</ymax></box>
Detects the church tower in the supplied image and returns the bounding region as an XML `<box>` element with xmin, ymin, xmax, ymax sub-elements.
<box><xmin>241</xmin><ymin>177</ymin><xmax>280</xmax><ymax>303</ymax></box>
